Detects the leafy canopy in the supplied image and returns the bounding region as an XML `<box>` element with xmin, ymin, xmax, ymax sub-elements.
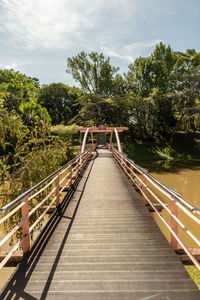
<box><xmin>66</xmin><ymin>51</ymin><xmax>123</xmax><ymax>97</ymax></box>
<box><xmin>38</xmin><ymin>83</ymin><xmax>82</xmax><ymax>125</ymax></box>
<box><xmin>0</xmin><ymin>69</ymin><xmax>39</xmax><ymax>112</ymax></box>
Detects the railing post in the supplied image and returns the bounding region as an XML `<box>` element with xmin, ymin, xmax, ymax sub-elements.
<box><xmin>91</xmin><ymin>132</ymin><xmax>95</xmax><ymax>151</ymax></box>
<box><xmin>142</xmin><ymin>175</ymin><xmax>148</xmax><ymax>205</ymax></box>
<box><xmin>123</xmin><ymin>158</ymin><xmax>127</xmax><ymax>173</ymax></box>
<box><xmin>76</xmin><ymin>158</ymin><xmax>80</xmax><ymax>175</ymax></box>
<box><xmin>55</xmin><ymin>173</ymin><xmax>60</xmax><ymax>207</ymax></box>
<box><xmin>120</xmin><ymin>154</ymin><xmax>124</xmax><ymax>170</ymax></box>
<box><xmin>21</xmin><ymin>195</ymin><xmax>30</xmax><ymax>253</ymax></box>
<box><xmin>129</xmin><ymin>165</ymin><xmax>134</xmax><ymax>185</ymax></box>
<box><xmin>109</xmin><ymin>131</ymin><xmax>113</xmax><ymax>151</ymax></box>
<box><xmin>69</xmin><ymin>165</ymin><xmax>73</xmax><ymax>187</ymax></box>
<box><xmin>170</xmin><ymin>199</ymin><xmax>179</xmax><ymax>251</ymax></box>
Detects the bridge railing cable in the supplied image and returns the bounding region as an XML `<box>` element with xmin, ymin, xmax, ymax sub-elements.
<box><xmin>110</xmin><ymin>145</ymin><xmax>200</xmax><ymax>271</ymax></box>
<box><xmin>0</xmin><ymin>146</ymin><xmax>94</xmax><ymax>270</ymax></box>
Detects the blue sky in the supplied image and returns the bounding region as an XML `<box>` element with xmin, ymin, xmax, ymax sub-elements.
<box><xmin>0</xmin><ymin>0</ymin><xmax>200</xmax><ymax>86</ymax></box>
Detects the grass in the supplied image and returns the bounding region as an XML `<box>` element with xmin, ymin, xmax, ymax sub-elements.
<box><xmin>122</xmin><ymin>132</ymin><xmax>200</xmax><ymax>163</ymax></box>
<box><xmin>185</xmin><ymin>266</ymin><xmax>200</xmax><ymax>289</ymax></box>
<box><xmin>122</xmin><ymin>142</ymin><xmax>162</xmax><ymax>162</ymax></box>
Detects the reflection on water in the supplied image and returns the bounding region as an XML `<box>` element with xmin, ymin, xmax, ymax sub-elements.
<box><xmin>141</xmin><ymin>160</ymin><xmax>200</xmax><ymax>248</ymax></box>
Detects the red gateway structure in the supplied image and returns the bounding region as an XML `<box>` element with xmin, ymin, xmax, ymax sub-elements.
<box><xmin>75</xmin><ymin>125</ymin><xmax>128</xmax><ymax>153</ymax></box>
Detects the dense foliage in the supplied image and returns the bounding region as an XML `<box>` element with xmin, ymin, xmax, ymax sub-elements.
<box><xmin>66</xmin><ymin>45</ymin><xmax>200</xmax><ymax>140</ymax></box>
<box><xmin>38</xmin><ymin>83</ymin><xmax>82</xmax><ymax>125</ymax></box>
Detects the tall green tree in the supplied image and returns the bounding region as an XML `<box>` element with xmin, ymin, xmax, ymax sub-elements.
<box><xmin>125</xmin><ymin>42</ymin><xmax>176</xmax><ymax>97</ymax></box>
<box><xmin>66</xmin><ymin>51</ymin><xmax>124</xmax><ymax>97</ymax></box>
<box><xmin>0</xmin><ymin>69</ymin><xmax>39</xmax><ymax>112</ymax></box>
<box><xmin>38</xmin><ymin>83</ymin><xmax>82</xmax><ymax>125</ymax></box>
<box><xmin>169</xmin><ymin>50</ymin><xmax>200</xmax><ymax>133</ymax></box>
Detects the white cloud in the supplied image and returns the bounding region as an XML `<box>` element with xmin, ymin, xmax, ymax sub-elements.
<box><xmin>102</xmin><ymin>40</ymin><xmax>162</xmax><ymax>63</ymax></box>
<box><xmin>1</xmin><ymin>0</ymin><xmax>84</xmax><ymax>49</ymax></box>
<box><xmin>0</xmin><ymin>61</ymin><xmax>18</xmax><ymax>70</ymax></box>
<box><xmin>0</xmin><ymin>0</ymin><xmax>190</xmax><ymax>53</ymax></box>
<box><xmin>0</xmin><ymin>0</ymin><xmax>191</xmax><ymax>84</ymax></box>
<box><xmin>0</xmin><ymin>0</ymin><xmax>135</xmax><ymax>50</ymax></box>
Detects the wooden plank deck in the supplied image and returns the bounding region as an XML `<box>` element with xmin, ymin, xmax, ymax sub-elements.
<box><xmin>1</xmin><ymin>148</ymin><xmax>199</xmax><ymax>300</ymax></box>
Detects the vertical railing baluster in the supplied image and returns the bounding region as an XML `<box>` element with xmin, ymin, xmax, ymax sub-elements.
<box><xmin>170</xmin><ymin>199</ymin><xmax>178</xmax><ymax>251</ymax></box>
<box><xmin>130</xmin><ymin>165</ymin><xmax>134</xmax><ymax>185</ymax></box>
<box><xmin>69</xmin><ymin>165</ymin><xmax>72</xmax><ymax>187</ymax></box>
<box><xmin>142</xmin><ymin>175</ymin><xmax>148</xmax><ymax>205</ymax></box>
<box><xmin>121</xmin><ymin>156</ymin><xmax>123</xmax><ymax>169</ymax></box>
<box><xmin>21</xmin><ymin>195</ymin><xmax>30</xmax><ymax>253</ymax></box>
<box><xmin>55</xmin><ymin>173</ymin><xmax>60</xmax><ymax>207</ymax></box>
<box><xmin>76</xmin><ymin>158</ymin><xmax>80</xmax><ymax>176</ymax></box>
<box><xmin>124</xmin><ymin>159</ymin><xmax>127</xmax><ymax>174</ymax></box>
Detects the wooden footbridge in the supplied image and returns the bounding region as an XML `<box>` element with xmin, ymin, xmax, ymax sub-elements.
<box><xmin>0</xmin><ymin>126</ymin><xmax>200</xmax><ymax>299</ymax></box>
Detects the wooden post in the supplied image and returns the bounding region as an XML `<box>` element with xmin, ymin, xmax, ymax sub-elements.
<box><xmin>21</xmin><ymin>195</ymin><xmax>30</xmax><ymax>253</ymax></box>
<box><xmin>90</xmin><ymin>132</ymin><xmax>95</xmax><ymax>151</ymax></box>
<box><xmin>129</xmin><ymin>165</ymin><xmax>134</xmax><ymax>185</ymax></box>
<box><xmin>109</xmin><ymin>131</ymin><xmax>113</xmax><ymax>151</ymax></box>
<box><xmin>55</xmin><ymin>173</ymin><xmax>60</xmax><ymax>207</ymax></box>
<box><xmin>170</xmin><ymin>199</ymin><xmax>178</xmax><ymax>251</ymax></box>
<box><xmin>69</xmin><ymin>165</ymin><xmax>72</xmax><ymax>187</ymax></box>
<box><xmin>76</xmin><ymin>158</ymin><xmax>80</xmax><ymax>175</ymax></box>
<box><xmin>141</xmin><ymin>175</ymin><xmax>148</xmax><ymax>205</ymax></box>
<box><xmin>123</xmin><ymin>158</ymin><xmax>127</xmax><ymax>173</ymax></box>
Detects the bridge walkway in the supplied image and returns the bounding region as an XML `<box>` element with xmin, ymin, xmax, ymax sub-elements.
<box><xmin>1</xmin><ymin>147</ymin><xmax>199</xmax><ymax>299</ymax></box>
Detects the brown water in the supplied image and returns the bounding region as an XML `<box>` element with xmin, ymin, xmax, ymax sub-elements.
<box><xmin>143</xmin><ymin>160</ymin><xmax>200</xmax><ymax>248</ymax></box>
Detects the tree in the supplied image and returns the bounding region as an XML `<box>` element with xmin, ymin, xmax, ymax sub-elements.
<box><xmin>169</xmin><ymin>50</ymin><xmax>200</xmax><ymax>133</ymax></box>
<box><xmin>66</xmin><ymin>51</ymin><xmax>123</xmax><ymax>97</ymax></box>
<box><xmin>145</xmin><ymin>89</ymin><xmax>175</xmax><ymax>137</ymax></box>
<box><xmin>125</xmin><ymin>56</ymin><xmax>153</xmax><ymax>97</ymax></box>
<box><xmin>19</xmin><ymin>101</ymin><xmax>51</xmax><ymax>127</ymax></box>
<box><xmin>125</xmin><ymin>42</ymin><xmax>176</xmax><ymax>97</ymax></box>
<box><xmin>151</xmin><ymin>42</ymin><xmax>175</xmax><ymax>91</ymax></box>
<box><xmin>0</xmin><ymin>69</ymin><xmax>39</xmax><ymax>112</ymax></box>
<box><xmin>38</xmin><ymin>83</ymin><xmax>82</xmax><ymax>125</ymax></box>
<box><xmin>71</xmin><ymin>94</ymin><xmax>130</xmax><ymax>126</ymax></box>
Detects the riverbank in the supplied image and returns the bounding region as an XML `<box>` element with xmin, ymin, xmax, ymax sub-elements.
<box><xmin>122</xmin><ymin>132</ymin><xmax>200</xmax><ymax>164</ymax></box>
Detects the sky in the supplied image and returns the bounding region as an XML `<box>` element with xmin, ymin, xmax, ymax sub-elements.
<box><xmin>0</xmin><ymin>0</ymin><xmax>200</xmax><ymax>86</ymax></box>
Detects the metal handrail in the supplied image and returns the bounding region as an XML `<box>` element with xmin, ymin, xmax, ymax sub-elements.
<box><xmin>111</xmin><ymin>145</ymin><xmax>200</xmax><ymax>270</ymax></box>
<box><xmin>0</xmin><ymin>148</ymin><xmax>90</xmax><ymax>213</ymax></box>
<box><xmin>0</xmin><ymin>146</ymin><xmax>94</xmax><ymax>269</ymax></box>
<box><xmin>112</xmin><ymin>146</ymin><xmax>200</xmax><ymax>215</ymax></box>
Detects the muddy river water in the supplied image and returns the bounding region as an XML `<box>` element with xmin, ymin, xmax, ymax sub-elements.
<box><xmin>142</xmin><ymin>160</ymin><xmax>200</xmax><ymax>248</ymax></box>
